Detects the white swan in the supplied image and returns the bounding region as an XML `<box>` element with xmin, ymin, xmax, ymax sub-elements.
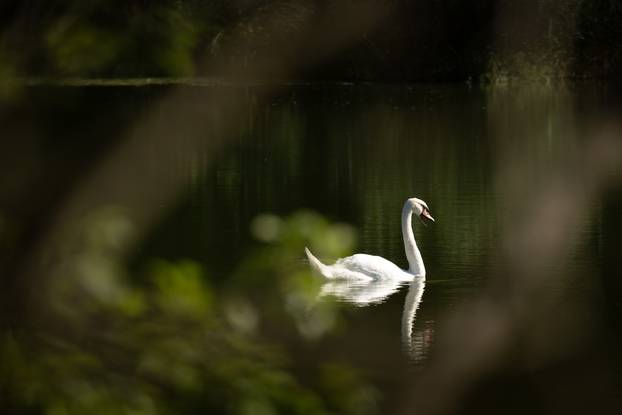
<box><xmin>305</xmin><ymin>197</ymin><xmax>434</xmax><ymax>281</ymax></box>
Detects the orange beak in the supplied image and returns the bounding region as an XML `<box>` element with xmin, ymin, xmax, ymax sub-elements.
<box><xmin>420</xmin><ymin>210</ymin><xmax>435</xmax><ymax>223</ymax></box>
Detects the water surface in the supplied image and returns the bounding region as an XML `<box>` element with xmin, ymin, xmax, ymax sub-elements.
<box><xmin>3</xmin><ymin>81</ymin><xmax>621</xmax><ymax>414</ymax></box>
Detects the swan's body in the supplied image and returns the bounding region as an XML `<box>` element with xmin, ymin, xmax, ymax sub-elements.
<box><xmin>306</xmin><ymin>197</ymin><xmax>434</xmax><ymax>281</ymax></box>
<box><xmin>306</xmin><ymin>249</ymin><xmax>414</xmax><ymax>281</ymax></box>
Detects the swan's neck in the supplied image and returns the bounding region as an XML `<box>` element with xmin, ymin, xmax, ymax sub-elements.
<box><xmin>402</xmin><ymin>203</ymin><xmax>425</xmax><ymax>276</ymax></box>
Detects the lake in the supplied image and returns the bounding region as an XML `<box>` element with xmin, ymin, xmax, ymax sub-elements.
<box><xmin>1</xmin><ymin>81</ymin><xmax>621</xmax><ymax>414</ymax></box>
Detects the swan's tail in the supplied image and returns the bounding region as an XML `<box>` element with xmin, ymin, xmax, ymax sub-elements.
<box><xmin>305</xmin><ymin>247</ymin><xmax>332</xmax><ymax>278</ymax></box>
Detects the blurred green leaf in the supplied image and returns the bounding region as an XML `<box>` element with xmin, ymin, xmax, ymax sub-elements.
<box><xmin>319</xmin><ymin>363</ymin><xmax>380</xmax><ymax>415</ymax></box>
<box><xmin>47</xmin><ymin>18</ymin><xmax>124</xmax><ymax>75</ymax></box>
<box><xmin>151</xmin><ymin>259</ymin><xmax>213</xmax><ymax>316</ymax></box>
<box><xmin>0</xmin><ymin>208</ymin><xmax>370</xmax><ymax>414</ymax></box>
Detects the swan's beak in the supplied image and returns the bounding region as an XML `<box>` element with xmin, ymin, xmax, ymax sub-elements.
<box><xmin>420</xmin><ymin>210</ymin><xmax>435</xmax><ymax>224</ymax></box>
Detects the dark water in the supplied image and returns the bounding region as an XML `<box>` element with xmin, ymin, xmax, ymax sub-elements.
<box><xmin>2</xmin><ymin>82</ymin><xmax>622</xmax><ymax>413</ymax></box>
<box><xmin>140</xmin><ymin>85</ymin><xmax>498</xmax><ymax>367</ymax></box>
<box><xmin>135</xmin><ymin>83</ymin><xmax>622</xmax><ymax>408</ymax></box>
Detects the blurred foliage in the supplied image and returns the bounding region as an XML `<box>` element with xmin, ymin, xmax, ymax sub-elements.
<box><xmin>319</xmin><ymin>363</ymin><xmax>380</xmax><ymax>415</ymax></box>
<box><xmin>0</xmin><ymin>0</ymin><xmax>621</xmax><ymax>82</ymax></box>
<box><xmin>233</xmin><ymin>211</ymin><xmax>356</xmax><ymax>340</ymax></box>
<box><xmin>1</xmin><ymin>1</ymin><xmax>227</xmax><ymax>78</ymax></box>
<box><xmin>0</xmin><ymin>207</ymin><xmax>369</xmax><ymax>415</ymax></box>
<box><xmin>0</xmin><ymin>48</ymin><xmax>18</xmax><ymax>98</ymax></box>
<box><xmin>46</xmin><ymin>18</ymin><xmax>124</xmax><ymax>75</ymax></box>
<box><xmin>483</xmin><ymin>0</ymin><xmax>578</xmax><ymax>84</ymax></box>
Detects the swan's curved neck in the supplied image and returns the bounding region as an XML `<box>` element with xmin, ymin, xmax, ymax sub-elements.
<box><xmin>402</xmin><ymin>202</ymin><xmax>425</xmax><ymax>276</ymax></box>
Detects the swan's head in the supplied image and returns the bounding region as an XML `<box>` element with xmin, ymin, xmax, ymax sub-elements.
<box><xmin>407</xmin><ymin>197</ymin><xmax>435</xmax><ymax>224</ymax></box>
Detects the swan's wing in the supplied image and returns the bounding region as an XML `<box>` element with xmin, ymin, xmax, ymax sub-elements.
<box><xmin>334</xmin><ymin>254</ymin><xmax>406</xmax><ymax>280</ymax></box>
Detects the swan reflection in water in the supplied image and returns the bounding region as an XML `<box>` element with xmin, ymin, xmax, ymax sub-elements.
<box><xmin>318</xmin><ymin>276</ymin><xmax>427</xmax><ymax>361</ymax></box>
<box><xmin>306</xmin><ymin>197</ymin><xmax>434</xmax><ymax>360</ymax></box>
<box><xmin>318</xmin><ymin>277</ymin><xmax>410</xmax><ymax>306</ymax></box>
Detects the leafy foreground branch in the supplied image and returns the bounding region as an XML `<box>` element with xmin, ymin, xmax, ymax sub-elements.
<box><xmin>1</xmin><ymin>209</ymin><xmax>374</xmax><ymax>415</ymax></box>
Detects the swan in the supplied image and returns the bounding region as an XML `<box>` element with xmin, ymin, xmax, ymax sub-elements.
<box><xmin>305</xmin><ymin>197</ymin><xmax>434</xmax><ymax>281</ymax></box>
